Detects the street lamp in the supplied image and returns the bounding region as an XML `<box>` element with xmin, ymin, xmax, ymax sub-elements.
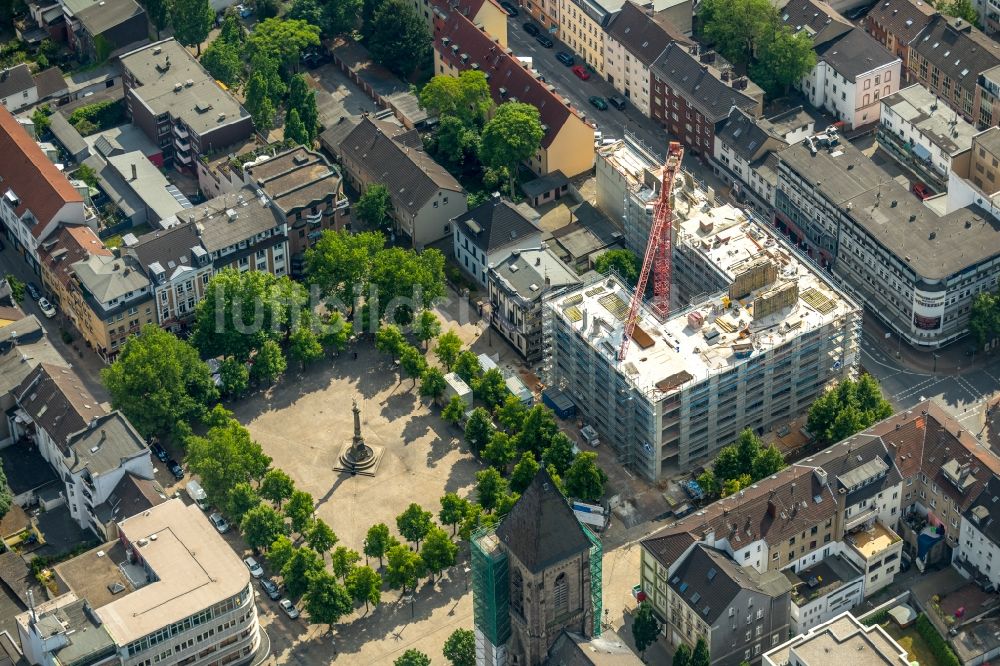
<box><xmin>933</xmin><ymin>353</ymin><xmax>940</xmax><ymax>373</ymax></box>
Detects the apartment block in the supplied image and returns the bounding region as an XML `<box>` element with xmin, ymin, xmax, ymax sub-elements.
<box><xmin>452</xmin><ymin>195</ymin><xmax>542</xmax><ymax>287</ymax></box>
<box><xmin>863</xmin><ymin>0</ymin><xmax>935</xmax><ymax>78</ymax></box>
<box><xmin>545</xmin><ymin>204</ymin><xmax>860</xmax><ymax>480</ymax></box>
<box><xmin>775</xmin><ymin>132</ymin><xmax>1000</xmax><ymax>347</ymax></box>
<box><xmin>119</xmin><ymin>40</ymin><xmax>253</xmax><ymax>170</ymax></box>
<box><xmin>38</xmin><ymin>224</ymin><xmax>113</xmax><ymax>319</ymax></box>
<box><xmin>763</xmin><ymin>611</ymin><xmax>911</xmax><ymax>666</ymax></box>
<box><xmin>20</xmin><ymin>499</ymin><xmax>261</xmax><ymax>666</ymax></box>
<box><xmin>783</xmin><ymin>555</ymin><xmax>863</xmax><ymax>634</ymax></box>
<box><xmin>594</xmin><ymin>136</ymin><xmax>666</xmax><ymax>257</ymax></box>
<box><xmin>946</xmin><ymin>126</ymin><xmax>1000</xmax><ymax>221</ymax></box>
<box><xmin>711</xmin><ymin>108</ymin><xmax>788</xmax><ymax>216</ymax></box>
<box><xmin>557</xmin><ymin>0</ymin><xmax>624</xmax><ymax>76</ymax></box>
<box><xmin>954</xmin><ymin>476</ymin><xmax>1000</xmax><ymax>591</ymax></box>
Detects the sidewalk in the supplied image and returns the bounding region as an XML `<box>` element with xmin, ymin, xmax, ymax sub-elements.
<box><xmin>862</xmin><ymin>313</ymin><xmax>996</xmax><ymax>376</ymax></box>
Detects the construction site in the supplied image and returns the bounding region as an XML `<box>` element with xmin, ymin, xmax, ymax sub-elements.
<box><xmin>544</xmin><ymin>142</ymin><xmax>862</xmax><ymax>481</ymax></box>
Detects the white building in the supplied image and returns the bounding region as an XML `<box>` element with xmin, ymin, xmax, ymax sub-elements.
<box><xmin>712</xmin><ymin>108</ymin><xmax>788</xmax><ymax>216</ymax></box>
<box><xmin>954</xmin><ymin>475</ymin><xmax>1000</xmax><ymax>591</ymax></box>
<box><xmin>9</xmin><ymin>363</ymin><xmax>155</xmax><ymax>536</ymax></box>
<box><xmin>452</xmin><ymin>195</ymin><xmax>542</xmax><ymax>288</ymax></box>
<box><xmin>763</xmin><ymin>611</ymin><xmax>910</xmax><ymax>666</ymax></box>
<box><xmin>784</xmin><ymin>555</ymin><xmax>864</xmax><ymax>634</ymax></box>
<box><xmin>0</xmin><ymin>64</ymin><xmax>39</xmax><ymax>112</ymax></box>
<box><xmin>594</xmin><ymin>136</ymin><xmax>666</xmax><ymax>257</ymax></box>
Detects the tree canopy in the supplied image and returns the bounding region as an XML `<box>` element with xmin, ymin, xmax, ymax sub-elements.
<box><xmin>171</xmin><ymin>0</ymin><xmax>214</xmax><ymax>53</ymax></box>
<box><xmin>807</xmin><ymin>376</ymin><xmax>894</xmax><ymax>445</ymax></box>
<box><xmin>384</xmin><ymin>544</ymin><xmax>425</xmax><ymax>594</ymax></box>
<box><xmin>970</xmin><ymin>289</ymin><xmax>1000</xmax><ymax>346</ymax></box>
<box><xmin>185</xmin><ymin>415</ymin><xmax>271</xmax><ymax>509</ymax></box>
<box><xmin>248</xmin><ymin>17</ymin><xmax>321</xmax><ymax>72</ymax></box>
<box><xmin>355</xmin><ymin>183</ymin><xmax>393</xmax><ymax>231</ymax></box>
<box><xmin>594</xmin><ymin>249</ymin><xmax>641</xmax><ymax>285</ymax></box>
<box><xmin>304</xmin><ymin>570</ymin><xmax>353</xmax><ymax>625</ymax></box>
<box><xmin>443</xmin><ymin>628</ymin><xmax>476</xmax><ymax>666</ymax></box>
<box><xmin>563</xmin><ymin>452</ymin><xmax>608</xmax><ymax>502</ymax></box>
<box><xmin>364</xmin><ymin>0</ymin><xmax>431</xmax><ymax>78</ymax></box>
<box><xmin>632</xmin><ymin>601</ymin><xmax>661</xmax><ymax>659</ymax></box>
<box><xmin>480</xmin><ymin>102</ymin><xmax>544</xmax><ymax>194</ymax></box>
<box><xmin>419</xmin><ymin>71</ymin><xmax>492</xmax><ymax>127</ymax></box>
<box><xmin>396</xmin><ymin>503</ymin><xmax>435</xmax><ymax>547</ymax></box>
<box><xmin>305</xmin><ymin>229</ymin><xmax>385</xmax><ymax>310</ymax></box>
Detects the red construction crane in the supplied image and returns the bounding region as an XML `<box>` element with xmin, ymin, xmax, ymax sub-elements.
<box><xmin>617</xmin><ymin>141</ymin><xmax>684</xmax><ymax>362</ymax></box>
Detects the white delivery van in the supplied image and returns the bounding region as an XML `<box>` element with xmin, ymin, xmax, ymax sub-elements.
<box><xmin>186</xmin><ymin>479</ymin><xmax>209</xmax><ymax>511</ymax></box>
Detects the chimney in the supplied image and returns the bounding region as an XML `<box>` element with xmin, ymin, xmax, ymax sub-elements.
<box><xmin>131</xmin><ymin>163</ymin><xmax>137</xmax><ymax>181</ymax></box>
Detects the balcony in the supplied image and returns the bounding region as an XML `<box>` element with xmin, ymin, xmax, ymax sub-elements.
<box><xmin>846</xmin><ymin>521</ymin><xmax>901</xmax><ymax>562</ymax></box>
<box><xmin>844</xmin><ymin>505</ymin><xmax>879</xmax><ymax>531</ymax></box>
<box><xmin>173</xmin><ymin>124</ymin><xmax>189</xmax><ymax>139</ymax></box>
<box><xmin>875</xmin><ymin>125</ymin><xmax>947</xmax><ymax>190</ymax></box>
<box><xmin>174</xmin><ymin>136</ymin><xmax>190</xmax><ymax>152</ymax></box>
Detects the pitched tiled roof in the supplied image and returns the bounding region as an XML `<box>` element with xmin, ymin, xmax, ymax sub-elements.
<box><xmin>0</xmin><ymin>107</ymin><xmax>83</xmax><ymax>233</ymax></box>
<box><xmin>71</xmin><ymin>253</ymin><xmax>150</xmax><ymax>305</ymax></box>
<box><xmin>717</xmin><ymin>108</ymin><xmax>787</xmax><ymax>162</ymax></box>
<box><xmin>331</xmin><ymin>116</ymin><xmax>462</xmax><ymax>216</ymax></box>
<box><xmin>650</xmin><ymin>43</ymin><xmax>760</xmax><ymax>123</ymax></box>
<box><xmin>39</xmin><ymin>225</ymin><xmax>111</xmax><ymax>292</ymax></box>
<box><xmin>15</xmin><ymin>363</ymin><xmax>105</xmax><ymax>447</ymax></box>
<box><xmin>606</xmin><ymin>1</ymin><xmax>690</xmax><ymax>67</ymax></box>
<box><xmin>780</xmin><ymin>0</ymin><xmax>853</xmax><ymax>46</ymax></box>
<box><xmin>911</xmin><ymin>14</ymin><xmax>1000</xmax><ymax>90</ymax></box>
<box><xmin>815</xmin><ymin>27</ymin><xmax>899</xmax><ymax>78</ymax></box>
<box><xmin>864</xmin><ymin>0</ymin><xmax>936</xmax><ymax>47</ymax></box>
<box><xmin>0</xmin><ymin>64</ymin><xmax>35</xmax><ymax>100</ymax></box>
<box><xmin>963</xmin><ymin>476</ymin><xmax>1000</xmax><ymax>548</ymax></box>
<box><xmin>453</xmin><ymin>195</ymin><xmax>540</xmax><ymax>253</ymax></box>
<box><xmin>33</xmin><ymin>67</ymin><xmax>68</xmax><ymax>100</ymax></box>
<box><xmin>433</xmin><ymin>6</ymin><xmax>583</xmax><ymax>148</ymax></box>
<box><xmin>129</xmin><ymin>221</ymin><xmax>203</xmax><ymax>281</ymax></box>
<box><xmin>495</xmin><ymin>468</ymin><xmax>592</xmax><ymax>573</ymax></box>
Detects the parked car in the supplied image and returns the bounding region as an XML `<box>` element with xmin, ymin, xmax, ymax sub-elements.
<box><xmin>167</xmin><ymin>459</ymin><xmax>184</xmax><ymax>480</ymax></box>
<box><xmin>500</xmin><ymin>1</ymin><xmax>519</xmax><ymax>15</ymax></box>
<box><xmin>259</xmin><ymin>578</ymin><xmax>281</xmax><ymax>600</ymax></box>
<box><xmin>150</xmin><ymin>442</ymin><xmax>168</xmax><ymax>462</ymax></box>
<box><xmin>522</xmin><ymin>21</ymin><xmax>540</xmax><ymax>35</ymax></box>
<box><xmin>279</xmin><ymin>598</ymin><xmax>300</xmax><ymax>619</ymax></box>
<box><xmin>912</xmin><ymin>181</ymin><xmax>932</xmax><ymax>200</ymax></box>
<box><xmin>209</xmin><ymin>512</ymin><xmax>230</xmax><ymax>534</ymax></box>
<box><xmin>244</xmin><ymin>556</ymin><xmax>264</xmax><ymax>578</ymax></box>
<box><xmin>588</xmin><ymin>95</ymin><xmax>608</xmax><ymax>110</ymax></box>
<box><xmin>235</xmin><ymin>3</ymin><xmax>253</xmax><ymax>17</ymax></box>
<box><xmin>300</xmin><ymin>50</ymin><xmax>325</xmax><ymax>68</ymax></box>
<box><xmin>556</xmin><ymin>51</ymin><xmax>575</xmax><ymax>66</ymax></box>
<box><xmin>609</xmin><ymin>94</ymin><xmax>627</xmax><ymax>110</ymax></box>
<box><xmin>26</xmin><ymin>282</ymin><xmax>40</xmax><ymax>300</ymax></box>
<box><xmin>37</xmin><ymin>298</ymin><xmax>56</xmax><ymax>318</ymax></box>
<box><xmin>535</xmin><ymin>33</ymin><xmax>554</xmax><ymax>47</ymax></box>
<box><xmin>571</xmin><ymin>65</ymin><xmax>590</xmax><ymax>80</ymax></box>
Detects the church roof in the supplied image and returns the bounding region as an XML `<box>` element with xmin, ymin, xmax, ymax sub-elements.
<box><xmin>496</xmin><ymin>468</ymin><xmax>591</xmax><ymax>574</ymax></box>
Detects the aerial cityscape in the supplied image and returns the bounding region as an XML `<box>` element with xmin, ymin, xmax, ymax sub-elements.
<box><xmin>0</xmin><ymin>0</ymin><xmax>998</xmax><ymax>663</ymax></box>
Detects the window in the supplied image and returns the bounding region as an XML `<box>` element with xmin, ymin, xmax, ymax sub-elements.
<box><xmin>511</xmin><ymin>568</ymin><xmax>524</xmax><ymax>616</ymax></box>
<box><xmin>554</xmin><ymin>573</ymin><xmax>569</xmax><ymax>617</ymax></box>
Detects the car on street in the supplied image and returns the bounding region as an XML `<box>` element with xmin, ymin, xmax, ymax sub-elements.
<box><xmin>279</xmin><ymin>598</ymin><xmax>300</xmax><ymax>619</ymax></box>
<box><xmin>26</xmin><ymin>282</ymin><xmax>40</xmax><ymax>300</ymax></box>
<box><xmin>37</xmin><ymin>298</ymin><xmax>56</xmax><ymax>318</ymax></box>
<box><xmin>259</xmin><ymin>578</ymin><xmax>281</xmax><ymax>600</ymax></box>
<box><xmin>571</xmin><ymin>65</ymin><xmax>590</xmax><ymax>80</ymax></box>
<box><xmin>209</xmin><ymin>512</ymin><xmax>230</xmax><ymax>534</ymax></box>
<box><xmin>556</xmin><ymin>51</ymin><xmax>574</xmax><ymax>66</ymax></box>
<box><xmin>588</xmin><ymin>95</ymin><xmax>608</xmax><ymax>110</ymax></box>
<box><xmin>522</xmin><ymin>21</ymin><xmax>539</xmax><ymax>35</ymax></box>
<box><xmin>244</xmin><ymin>556</ymin><xmax>264</xmax><ymax>578</ymax></box>
<box><xmin>150</xmin><ymin>441</ymin><xmax>168</xmax><ymax>462</ymax></box>
<box><xmin>167</xmin><ymin>459</ymin><xmax>184</xmax><ymax>480</ymax></box>
<box><xmin>500</xmin><ymin>1</ymin><xmax>518</xmax><ymax>15</ymax></box>
<box><xmin>535</xmin><ymin>33</ymin><xmax>553</xmax><ymax>47</ymax></box>
<box><xmin>609</xmin><ymin>94</ymin><xmax>627</xmax><ymax>110</ymax></box>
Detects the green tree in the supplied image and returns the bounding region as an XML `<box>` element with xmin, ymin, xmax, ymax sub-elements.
<box><xmin>267</xmin><ymin>534</ymin><xmax>295</xmax><ymax>572</ymax></box>
<box><xmin>692</xmin><ymin>636</ymin><xmax>711</xmax><ymax>666</ymax></box>
<box><xmin>365</xmin><ymin>0</ymin><xmax>430</xmax><ymax>77</ymax></box>
<box><xmin>31</xmin><ymin>105</ymin><xmax>52</xmax><ymax>136</ymax></box>
<box><xmin>453</xmin><ymin>350</ymin><xmax>482</xmax><ymax>385</ymax></box>
<box><xmin>495</xmin><ymin>395</ymin><xmax>527</xmax><ymax>433</ymax></box>
<box><xmin>193</xmin><ymin>270</ymin><xmax>286</xmax><ymax>362</ymax></box>
<box><xmin>594</xmin><ymin>249</ymin><xmax>640</xmax><ymax>285</ymax></box>
<box><xmin>563</xmin><ymin>452</ymin><xmax>608</xmax><ymax>502</ymax></box>
<box><xmin>495</xmin><ymin>491</ymin><xmax>519</xmax><ymax>515</ymax></box>
<box><xmin>307</xmin><ymin>518</ymin><xmax>339</xmax><ymax>555</ymax></box>
<box><xmin>395</xmin><ymin>650</ymin><xmax>432</xmax><ymax>666</ymax></box>
<box><xmin>421</xmin><ymin>526</ymin><xmax>458</xmax><ymax>580</ymax></box>
<box><xmin>943</xmin><ymin>0</ymin><xmax>980</xmax><ymax>24</ymax></box>
<box><xmin>319</xmin><ymin>311</ymin><xmax>353</xmax><ymax>353</ymax></box>
<box><xmin>219</xmin><ymin>357</ymin><xmax>249</xmax><ymax>397</ymax></box>
<box><xmin>443</xmin><ymin>628</ymin><xmax>475</xmax><ymax>666</ymax></box>
<box><xmin>364</xmin><ymin>522</ymin><xmax>394</xmax><ymax>567</ymax></box>
<box><xmin>420</xmin><ymin>366</ymin><xmax>448</xmax><ymax>401</ymax></box>
<box><xmin>632</xmin><ymin>601</ymin><xmax>661</xmax><ymax>660</ymax></box>
<box><xmin>248</xmin><ymin>17</ymin><xmax>321</xmax><ymax>72</ymax></box>
<box><xmin>245</xmin><ymin>70</ymin><xmax>276</xmax><ymax>130</ymax></box>
<box><xmin>699</xmin><ymin>0</ymin><xmax>774</xmax><ymax>66</ymax></box>
<box><xmin>433</xmin><ymin>115</ymin><xmax>479</xmax><ymax>165</ymax></box>
<box><xmin>251</xmin><ymin>339</ymin><xmax>286</xmax><ymax>384</ymax></box>
<box><xmin>226</xmin><ymin>481</ymin><xmax>261</xmax><ymax>521</ymax></box>
<box><xmin>0</xmin><ymin>465</ymin><xmax>11</xmax><ymax>520</ymax></box>
<box><xmin>697</xmin><ymin>469</ymin><xmax>720</xmax><ymax>498</ymax></box>
<box><xmin>399</xmin><ymin>344</ymin><xmax>428</xmax><ymax>386</ymax></box>
<box><xmin>458</xmin><ymin>502</ymin><xmax>499</xmax><ymax>540</ymax></box>
<box><xmin>102</xmin><ymin>325</ymin><xmax>218</xmax><ymax>439</ymax></box>
<box><xmin>186</xmin><ymin>418</ymin><xmax>271</xmax><ymax>506</ymax></box>
<box><xmin>970</xmin><ymin>290</ymin><xmax>1000</xmax><ymax>346</ymax></box>
<box><xmin>673</xmin><ymin>644</ymin><xmax>692</xmax><ymax>666</ymax></box>
<box><xmin>384</xmin><ymin>544</ymin><xmax>425</xmax><ymax>594</ymax></box>
<box><xmin>396</xmin><ymin>503</ymin><xmax>434</xmax><ymax>547</ymax></box>
<box><xmin>241</xmin><ymin>504</ymin><xmax>286</xmax><ymax>551</ymax></box>
<box><xmin>476</xmin><ymin>467</ymin><xmax>507</xmax><ymax>512</ymax></box>
<box><xmin>751</xmin><ymin>444</ymin><xmax>786</xmax><ymax>480</ymax></box>
<box><xmin>712</xmin><ymin>444</ymin><xmax>742</xmax><ymax>482</ymax></box>
<box><xmin>482</xmin><ymin>431</ymin><xmax>517</xmax><ymax>470</ymax></box>
<box><xmin>304</xmin><ymin>570</ymin><xmax>353</xmax><ymax>625</ymax></box>
<box><xmin>735</xmin><ymin>429</ymin><xmax>762</xmax><ymax>471</ymax></box>
<box><xmin>807</xmin><ymin>376</ymin><xmax>894</xmax><ymax>445</ymax></box>
<box><xmin>721</xmin><ymin>474</ymin><xmax>752</xmax><ymax>497</ymax></box>
<box><xmin>420</xmin><ymin>71</ymin><xmax>492</xmax><ymax>127</ymax></box>
<box><xmin>515</xmin><ymin>405</ymin><xmax>559</xmax><ymax>457</ymax></box>
<box><xmin>438</xmin><ymin>493</ymin><xmax>469</xmax><ymax>535</ymax></box>
<box><xmin>281</xmin><ymin>546</ymin><xmax>324</xmax><ymax>597</ymax></box>
<box><xmin>2</xmin><ymin>275</ymin><xmax>25</xmax><ymax>303</ymax></box>
<box><xmin>288</xmin><ymin>74</ymin><xmax>319</xmax><ymax>143</ymax></box>
<box><xmin>750</xmin><ymin>28</ymin><xmax>816</xmax><ymax>97</ymax></box>
<box><xmin>288</xmin><ymin>321</ymin><xmax>324</xmax><ymax>369</ymax></box>
<box><xmin>434</xmin><ymin>331</ymin><xmax>463</xmax><ymax>371</ymax></box>
<box><xmin>370</xmin><ymin>247</ymin><xmax>446</xmax><ymax>325</ymax></box>
<box><xmin>475</xmin><ymin>368</ymin><xmax>508</xmax><ymax>410</ymax></box>
<box><xmin>331</xmin><ymin>546</ymin><xmax>361</xmax><ymax>581</ymax></box>
<box><xmin>346</xmin><ymin>565</ymin><xmax>382</xmax><ymax>611</ymax></box>
<box><xmin>415</xmin><ymin>310</ymin><xmax>442</xmax><ymax>349</ymax></box>
<box><xmin>284</xmin><ymin>489</ymin><xmax>315</xmax><ymax>534</ymax></box>
<box><xmin>73</xmin><ymin>163</ymin><xmax>98</xmax><ymax>187</ymax></box>
<box><xmin>219</xmin><ymin>9</ymin><xmax>246</xmax><ymax>43</ymax></box>
<box><xmin>510</xmin><ymin>451</ymin><xmax>540</xmax><ymax>493</ymax></box>
<box><xmin>284</xmin><ymin>108</ymin><xmax>309</xmax><ymax>146</ymax></box>
<box><xmin>201</xmin><ymin>37</ymin><xmax>243</xmax><ymax>87</ymax></box>
<box><xmin>480</xmin><ymin>102</ymin><xmax>544</xmax><ymax>194</ymax></box>
<box><xmin>171</xmin><ymin>0</ymin><xmax>214</xmax><ymax>54</ymax></box>
<box><xmin>260</xmin><ymin>468</ymin><xmax>296</xmax><ymax>508</ymax></box>
<box><xmin>542</xmin><ymin>433</ymin><xmax>576</xmax><ymax>476</ymax></box>
<box><xmin>356</xmin><ymin>183</ymin><xmax>393</xmax><ymax>231</ymax></box>
<box><xmin>375</xmin><ymin>324</ymin><xmax>406</xmax><ymax>358</ymax></box>
<box><xmin>143</xmin><ymin>0</ymin><xmax>170</xmax><ymax>38</ymax></box>
<box><xmin>305</xmin><ymin>229</ymin><xmax>384</xmax><ymax>309</ymax></box>
<box><xmin>441</xmin><ymin>395</ymin><xmax>467</xmax><ymax>425</ymax></box>
<box><xmin>464</xmin><ymin>407</ymin><xmax>495</xmax><ymax>454</ymax></box>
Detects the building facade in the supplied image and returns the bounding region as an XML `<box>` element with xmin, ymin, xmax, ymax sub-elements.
<box><xmin>954</xmin><ymin>476</ymin><xmax>1000</xmax><ymax>590</ymax></box>
<box><xmin>711</xmin><ymin>108</ymin><xmax>787</xmax><ymax>216</ymax></box>
<box><xmin>862</xmin><ymin>0</ymin><xmax>935</xmax><ymax>79</ymax></box>
<box><xmin>594</xmin><ymin>136</ymin><xmax>664</xmax><ymax>257</ymax></box>
<box><xmin>452</xmin><ymin>195</ymin><xmax>542</xmax><ymax>287</ymax></box>
<box><xmin>557</xmin><ymin>0</ymin><xmax>623</xmax><ymax>76</ymax></box>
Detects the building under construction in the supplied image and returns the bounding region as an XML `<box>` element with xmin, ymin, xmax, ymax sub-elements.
<box><xmin>543</xmin><ymin>201</ymin><xmax>862</xmax><ymax>481</ymax></box>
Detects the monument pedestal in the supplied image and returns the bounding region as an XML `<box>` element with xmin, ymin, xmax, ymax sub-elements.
<box><xmin>333</xmin><ymin>399</ymin><xmax>384</xmax><ymax>476</ymax></box>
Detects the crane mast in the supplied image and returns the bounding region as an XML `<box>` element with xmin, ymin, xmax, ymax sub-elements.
<box><xmin>617</xmin><ymin>141</ymin><xmax>684</xmax><ymax>361</ymax></box>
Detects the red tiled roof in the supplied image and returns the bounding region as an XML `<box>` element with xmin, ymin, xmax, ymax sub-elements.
<box><xmin>39</xmin><ymin>225</ymin><xmax>111</xmax><ymax>291</ymax></box>
<box><xmin>0</xmin><ymin>107</ymin><xmax>82</xmax><ymax>235</ymax></box>
<box><xmin>433</xmin><ymin>6</ymin><xmax>583</xmax><ymax>148</ymax></box>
